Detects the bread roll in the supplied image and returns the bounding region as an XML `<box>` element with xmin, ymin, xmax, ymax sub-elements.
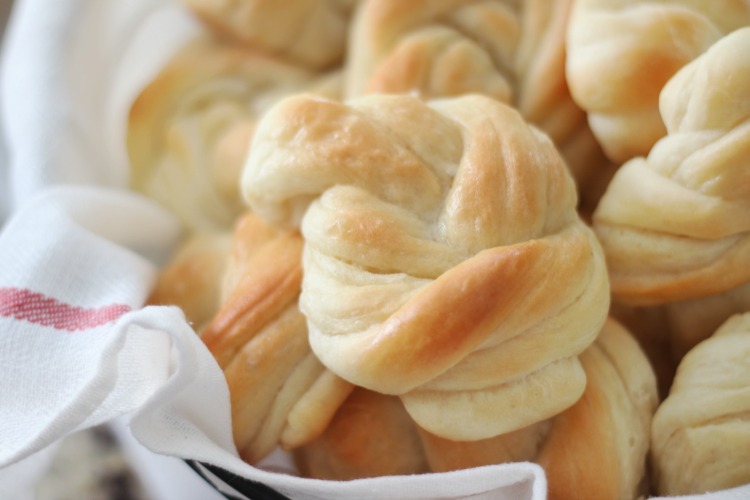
<box><xmin>346</xmin><ymin>0</ymin><xmax>609</xmax><ymax>200</ymax></box>
<box><xmin>535</xmin><ymin>318</ymin><xmax>657</xmax><ymax>500</ymax></box>
<box><xmin>127</xmin><ymin>36</ymin><xmax>341</xmax><ymax>232</ymax></box>
<box><xmin>200</xmin><ymin>212</ymin><xmax>353</xmax><ymax>463</ymax></box>
<box><xmin>241</xmin><ymin>93</ymin><xmax>610</xmax><ymax>441</ymax></box>
<box><xmin>418</xmin><ymin>318</ymin><xmax>658</xmax><ymax>500</ymax></box>
<box><xmin>567</xmin><ymin>0</ymin><xmax>750</xmax><ymax>163</ymax></box>
<box><xmin>294</xmin><ymin>388</ymin><xmax>429</xmax><ymax>480</ymax></box>
<box><xmin>418</xmin><ymin>420</ymin><xmax>551</xmax><ymax>474</ymax></box>
<box><xmin>652</xmin><ymin>312</ymin><xmax>750</xmax><ymax>495</ymax></box>
<box><xmin>148</xmin><ymin>231</ymin><xmax>231</xmax><ymax>330</ymax></box>
<box><xmin>181</xmin><ymin>0</ymin><xmax>358</xmax><ymax>70</ymax></box>
<box><xmin>593</xmin><ymin>28</ymin><xmax>750</xmax><ymax>305</ymax></box>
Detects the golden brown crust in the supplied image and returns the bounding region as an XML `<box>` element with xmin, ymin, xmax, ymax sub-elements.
<box><xmin>200</xmin><ymin>217</ymin><xmax>304</xmax><ymax>369</ymax></box>
<box><xmin>242</xmin><ymin>93</ymin><xmax>610</xmax><ymax>440</ymax></box>
<box><xmin>346</xmin><ymin>0</ymin><xmax>609</xmax><ymax>197</ymax></box>
<box><xmin>417</xmin><ymin>420</ymin><xmax>551</xmax><ymax>473</ymax></box>
<box><xmin>148</xmin><ymin>232</ymin><xmax>231</xmax><ymax>330</ymax></box>
<box><xmin>411</xmin><ymin>319</ymin><xmax>657</xmax><ymax>499</ymax></box>
<box><xmin>537</xmin><ymin>318</ymin><xmax>658</xmax><ymax>500</ymax></box>
<box><xmin>200</xmin><ymin>212</ymin><xmax>353</xmax><ymax>463</ymax></box>
<box><xmin>652</xmin><ymin>313</ymin><xmax>750</xmax><ymax>495</ymax></box>
<box><xmin>281</xmin><ymin>370</ymin><xmax>355</xmax><ymax>449</ymax></box>
<box><xmin>226</xmin><ymin>303</ymin><xmax>311</xmax><ymax>462</ymax></box>
<box><xmin>566</xmin><ymin>0</ymin><xmax>750</xmax><ymax>163</ymax></box>
<box><xmin>294</xmin><ymin>388</ymin><xmax>429</xmax><ymax>480</ymax></box>
<box><xmin>592</xmin><ymin>28</ymin><xmax>750</xmax><ymax>305</ymax></box>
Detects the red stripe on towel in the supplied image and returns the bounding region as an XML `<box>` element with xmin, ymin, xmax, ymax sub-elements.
<box><xmin>0</xmin><ymin>287</ymin><xmax>131</xmax><ymax>331</ymax></box>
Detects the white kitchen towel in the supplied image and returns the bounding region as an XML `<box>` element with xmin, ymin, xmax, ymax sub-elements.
<box><xmin>0</xmin><ymin>0</ymin><xmax>747</xmax><ymax>499</ymax></box>
<box><xmin>0</xmin><ymin>188</ymin><xmax>547</xmax><ymax>496</ymax></box>
<box><xmin>0</xmin><ymin>0</ymin><xmax>199</xmax><ymax>212</ymax></box>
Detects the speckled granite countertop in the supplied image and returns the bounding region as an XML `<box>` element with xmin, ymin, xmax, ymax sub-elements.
<box><xmin>35</xmin><ymin>426</ymin><xmax>149</xmax><ymax>500</ymax></box>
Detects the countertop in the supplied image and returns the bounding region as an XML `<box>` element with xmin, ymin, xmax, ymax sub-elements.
<box><xmin>35</xmin><ymin>427</ymin><xmax>149</xmax><ymax>500</ymax></box>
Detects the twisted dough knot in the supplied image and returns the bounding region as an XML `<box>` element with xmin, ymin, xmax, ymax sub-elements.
<box><xmin>566</xmin><ymin>0</ymin><xmax>750</xmax><ymax>163</ymax></box>
<box><xmin>346</xmin><ymin>0</ymin><xmax>608</xmax><ymax>191</ymax></box>
<box><xmin>128</xmin><ymin>36</ymin><xmax>341</xmax><ymax>232</ymax></box>
<box><xmin>593</xmin><ymin>28</ymin><xmax>750</xmax><ymax>305</ymax></box>
<box><xmin>242</xmin><ymin>93</ymin><xmax>610</xmax><ymax>440</ymax></box>
<box><xmin>420</xmin><ymin>318</ymin><xmax>658</xmax><ymax>499</ymax></box>
<box><xmin>652</xmin><ymin>312</ymin><xmax>750</xmax><ymax>495</ymax></box>
<box><xmin>181</xmin><ymin>0</ymin><xmax>358</xmax><ymax>70</ymax></box>
<box><xmin>200</xmin><ymin>213</ymin><xmax>354</xmax><ymax>463</ymax></box>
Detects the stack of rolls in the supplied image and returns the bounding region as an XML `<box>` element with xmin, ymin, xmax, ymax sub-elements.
<box><xmin>127</xmin><ymin>2</ymin><xmax>352</xmax><ymax>232</ymax></box>
<box><xmin>135</xmin><ymin>0</ymin><xmax>750</xmax><ymax>497</ymax></box>
<box><xmin>590</xmin><ymin>27</ymin><xmax>750</xmax><ymax>360</ymax></box>
<box><xmin>297</xmin><ymin>318</ymin><xmax>657</xmax><ymax>499</ymax></box>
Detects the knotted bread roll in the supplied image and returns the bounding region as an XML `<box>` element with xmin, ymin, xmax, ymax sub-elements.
<box><xmin>293</xmin><ymin>319</ymin><xmax>658</xmax><ymax>499</ymax></box>
<box><xmin>652</xmin><ymin>312</ymin><xmax>750</xmax><ymax>495</ymax></box>
<box><xmin>592</xmin><ymin>28</ymin><xmax>750</xmax><ymax>352</ymax></box>
<box><xmin>567</xmin><ymin>0</ymin><xmax>750</xmax><ymax>164</ymax></box>
<box><xmin>346</xmin><ymin>0</ymin><xmax>609</xmax><ymax>203</ymax></box>
<box><xmin>242</xmin><ymin>93</ymin><xmax>610</xmax><ymax>440</ymax></box>
<box><xmin>181</xmin><ymin>0</ymin><xmax>359</xmax><ymax>70</ymax></box>
<box><xmin>419</xmin><ymin>318</ymin><xmax>658</xmax><ymax>500</ymax></box>
<box><xmin>148</xmin><ymin>231</ymin><xmax>231</xmax><ymax>330</ymax></box>
<box><xmin>294</xmin><ymin>388</ymin><xmax>429</xmax><ymax>480</ymax></box>
<box><xmin>128</xmin><ymin>36</ymin><xmax>341</xmax><ymax>232</ymax></box>
<box><xmin>200</xmin><ymin>212</ymin><xmax>353</xmax><ymax>463</ymax></box>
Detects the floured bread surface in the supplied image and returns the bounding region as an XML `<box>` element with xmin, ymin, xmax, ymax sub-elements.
<box><xmin>652</xmin><ymin>312</ymin><xmax>750</xmax><ymax>495</ymax></box>
<box><xmin>593</xmin><ymin>28</ymin><xmax>750</xmax><ymax>306</ymax></box>
<box><xmin>567</xmin><ymin>0</ymin><xmax>750</xmax><ymax>163</ymax></box>
<box><xmin>241</xmin><ymin>93</ymin><xmax>609</xmax><ymax>440</ymax></box>
<box><xmin>347</xmin><ymin>0</ymin><xmax>609</xmax><ymax>197</ymax></box>
<box><xmin>127</xmin><ymin>36</ymin><xmax>341</xmax><ymax>232</ymax></box>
